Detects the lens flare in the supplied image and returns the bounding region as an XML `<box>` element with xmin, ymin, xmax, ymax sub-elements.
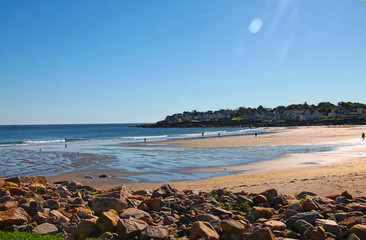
<box><xmin>249</xmin><ymin>18</ymin><xmax>263</xmax><ymax>34</ymax></box>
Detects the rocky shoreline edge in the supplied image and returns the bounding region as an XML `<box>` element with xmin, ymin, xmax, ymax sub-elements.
<box><xmin>0</xmin><ymin>176</ymin><xmax>365</xmax><ymax>240</ymax></box>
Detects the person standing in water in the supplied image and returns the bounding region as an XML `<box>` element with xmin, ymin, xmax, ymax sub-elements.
<box><xmin>362</xmin><ymin>132</ymin><xmax>365</xmax><ymax>140</ymax></box>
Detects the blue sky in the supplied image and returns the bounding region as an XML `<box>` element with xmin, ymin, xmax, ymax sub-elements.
<box><xmin>1</xmin><ymin>0</ymin><xmax>366</xmax><ymax>124</ymax></box>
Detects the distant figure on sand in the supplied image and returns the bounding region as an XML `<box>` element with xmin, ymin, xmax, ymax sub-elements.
<box><xmin>362</xmin><ymin>133</ymin><xmax>365</xmax><ymax>140</ymax></box>
<box><xmin>255</xmin><ymin>133</ymin><xmax>258</xmax><ymax>137</ymax></box>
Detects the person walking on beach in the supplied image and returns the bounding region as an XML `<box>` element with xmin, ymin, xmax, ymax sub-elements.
<box><xmin>362</xmin><ymin>132</ymin><xmax>365</xmax><ymax>141</ymax></box>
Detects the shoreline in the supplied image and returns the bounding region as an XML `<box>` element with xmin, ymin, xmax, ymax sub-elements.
<box><xmin>46</xmin><ymin>125</ymin><xmax>366</xmax><ymax>196</ymax></box>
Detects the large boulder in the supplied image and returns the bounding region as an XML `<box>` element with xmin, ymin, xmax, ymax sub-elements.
<box><xmin>6</xmin><ymin>176</ymin><xmax>47</xmax><ymax>186</ymax></box>
<box><xmin>0</xmin><ymin>207</ymin><xmax>30</xmax><ymax>228</ymax></box>
<box><xmin>286</xmin><ymin>210</ymin><xmax>321</xmax><ymax>228</ymax></box>
<box><xmin>189</xmin><ymin>221</ymin><xmax>219</xmax><ymax>240</ymax></box>
<box><xmin>96</xmin><ymin>210</ymin><xmax>120</xmax><ymax>234</ymax></box>
<box><xmin>315</xmin><ymin>219</ymin><xmax>341</xmax><ymax>239</ymax></box>
<box><xmin>116</xmin><ymin>218</ymin><xmax>148</xmax><ymax>239</ymax></box>
<box><xmin>92</xmin><ymin>197</ymin><xmax>127</xmax><ymax>215</ymax></box>
<box><xmin>119</xmin><ymin>208</ymin><xmax>151</xmax><ymax>220</ymax></box>
<box><xmin>220</xmin><ymin>219</ymin><xmax>246</xmax><ymax>234</ymax></box>
<box><xmin>32</xmin><ymin>223</ymin><xmax>58</xmax><ymax>235</ymax></box>
<box><xmin>73</xmin><ymin>218</ymin><xmax>98</xmax><ymax>240</ymax></box>
<box><xmin>251</xmin><ymin>206</ymin><xmax>276</xmax><ymax>220</ymax></box>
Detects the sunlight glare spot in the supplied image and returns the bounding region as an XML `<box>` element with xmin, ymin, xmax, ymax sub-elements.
<box><xmin>249</xmin><ymin>18</ymin><xmax>263</xmax><ymax>34</ymax></box>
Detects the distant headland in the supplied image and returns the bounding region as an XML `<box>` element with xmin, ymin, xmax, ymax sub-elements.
<box><xmin>139</xmin><ymin>101</ymin><xmax>366</xmax><ymax>128</ymax></box>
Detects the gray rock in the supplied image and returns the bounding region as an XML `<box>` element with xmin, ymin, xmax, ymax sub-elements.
<box><xmin>152</xmin><ymin>184</ymin><xmax>175</xmax><ymax>198</ymax></box>
<box><xmin>294</xmin><ymin>219</ymin><xmax>313</xmax><ymax>234</ymax></box>
<box><xmin>286</xmin><ymin>210</ymin><xmax>321</xmax><ymax>228</ymax></box>
<box><xmin>140</xmin><ymin>225</ymin><xmax>169</xmax><ymax>240</ymax></box>
<box><xmin>44</xmin><ymin>199</ymin><xmax>60</xmax><ymax>210</ymax></box>
<box><xmin>116</xmin><ymin>218</ymin><xmax>147</xmax><ymax>239</ymax></box>
<box><xmin>33</xmin><ymin>223</ymin><xmax>58</xmax><ymax>235</ymax></box>
<box><xmin>119</xmin><ymin>208</ymin><xmax>151</xmax><ymax>220</ymax></box>
<box><xmin>92</xmin><ymin>197</ymin><xmax>127</xmax><ymax>215</ymax></box>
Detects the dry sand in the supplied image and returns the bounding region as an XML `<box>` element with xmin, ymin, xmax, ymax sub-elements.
<box><xmin>47</xmin><ymin>125</ymin><xmax>366</xmax><ymax>196</ymax></box>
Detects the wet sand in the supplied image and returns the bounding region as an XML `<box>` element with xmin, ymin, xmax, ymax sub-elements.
<box><xmin>47</xmin><ymin>125</ymin><xmax>366</xmax><ymax>196</ymax></box>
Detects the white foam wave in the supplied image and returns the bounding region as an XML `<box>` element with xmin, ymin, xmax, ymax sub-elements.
<box><xmin>23</xmin><ymin>139</ymin><xmax>66</xmax><ymax>145</ymax></box>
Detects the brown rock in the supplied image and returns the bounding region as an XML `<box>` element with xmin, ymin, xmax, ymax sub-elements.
<box><xmin>96</xmin><ymin>210</ymin><xmax>120</xmax><ymax>234</ymax></box>
<box><xmin>350</xmin><ymin>224</ymin><xmax>366</xmax><ymax>239</ymax></box>
<box><xmin>220</xmin><ymin>219</ymin><xmax>245</xmax><ymax>234</ymax></box>
<box><xmin>260</xmin><ymin>188</ymin><xmax>278</xmax><ymax>200</ymax></box>
<box><xmin>116</xmin><ymin>218</ymin><xmax>148</xmax><ymax>239</ymax></box>
<box><xmin>316</xmin><ymin>219</ymin><xmax>341</xmax><ymax>239</ymax></box>
<box><xmin>77</xmin><ymin>207</ymin><xmax>95</xmax><ymax>219</ymax></box>
<box><xmin>8</xmin><ymin>187</ymin><xmax>29</xmax><ymax>196</ymax></box>
<box><xmin>6</xmin><ymin>176</ymin><xmax>47</xmax><ymax>186</ymax></box>
<box><xmin>163</xmin><ymin>216</ymin><xmax>178</xmax><ymax>225</ymax></box>
<box><xmin>284</xmin><ymin>209</ymin><xmax>298</xmax><ymax>218</ymax></box>
<box><xmin>0</xmin><ymin>200</ymin><xmax>18</xmax><ymax>210</ymax></box>
<box><xmin>252</xmin><ymin>194</ymin><xmax>267</xmax><ymax>205</ymax></box>
<box><xmin>140</xmin><ymin>198</ymin><xmax>164</xmax><ymax>211</ymax></box>
<box><xmin>0</xmin><ymin>207</ymin><xmax>30</xmax><ymax>228</ymax></box>
<box><xmin>189</xmin><ymin>221</ymin><xmax>219</xmax><ymax>240</ymax></box>
<box><xmin>73</xmin><ymin>217</ymin><xmax>98</xmax><ymax>240</ymax></box>
<box><xmin>264</xmin><ymin>220</ymin><xmax>286</xmax><ymax>231</ymax></box>
<box><xmin>326</xmin><ymin>194</ymin><xmax>341</xmax><ymax>200</ymax></box>
<box><xmin>28</xmin><ymin>183</ymin><xmax>47</xmax><ymax>193</ymax></box>
<box><xmin>302</xmin><ymin>198</ymin><xmax>319</xmax><ymax>211</ymax></box>
<box><xmin>245</xmin><ymin>227</ymin><xmax>275</xmax><ymax>240</ymax></box>
<box><xmin>341</xmin><ymin>191</ymin><xmax>353</xmax><ymax>199</ymax></box>
<box><xmin>339</xmin><ymin>217</ymin><xmax>363</xmax><ymax>229</ymax></box>
<box><xmin>251</xmin><ymin>206</ymin><xmax>276</xmax><ymax>220</ymax></box>
<box><xmin>49</xmin><ymin>209</ymin><xmax>69</xmax><ymax>225</ymax></box>
<box><xmin>32</xmin><ymin>211</ymin><xmax>48</xmax><ymax>224</ymax></box>
<box><xmin>210</xmin><ymin>206</ymin><xmax>233</xmax><ymax>217</ymax></box>
<box><xmin>152</xmin><ymin>183</ymin><xmax>175</xmax><ymax>198</ymax></box>
<box><xmin>92</xmin><ymin>197</ymin><xmax>128</xmax><ymax>215</ymax></box>
<box><xmin>346</xmin><ymin>202</ymin><xmax>366</xmax><ymax>212</ymax></box>
<box><xmin>310</xmin><ymin>226</ymin><xmax>326</xmax><ymax>240</ymax></box>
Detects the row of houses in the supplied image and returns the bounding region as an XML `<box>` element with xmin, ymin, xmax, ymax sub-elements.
<box><xmin>165</xmin><ymin>106</ymin><xmax>366</xmax><ymax>123</ymax></box>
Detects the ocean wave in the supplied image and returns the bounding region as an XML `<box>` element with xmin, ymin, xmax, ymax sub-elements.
<box><xmin>0</xmin><ymin>127</ymin><xmax>269</xmax><ymax>147</ymax></box>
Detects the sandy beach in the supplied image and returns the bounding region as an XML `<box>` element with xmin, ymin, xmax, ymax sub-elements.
<box><xmin>47</xmin><ymin>125</ymin><xmax>366</xmax><ymax>196</ymax></box>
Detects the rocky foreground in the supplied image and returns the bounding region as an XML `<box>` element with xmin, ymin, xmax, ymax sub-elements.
<box><xmin>0</xmin><ymin>177</ymin><xmax>366</xmax><ymax>240</ymax></box>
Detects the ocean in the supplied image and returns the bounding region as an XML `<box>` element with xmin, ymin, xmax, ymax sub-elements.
<box><xmin>0</xmin><ymin>124</ymin><xmax>346</xmax><ymax>182</ymax></box>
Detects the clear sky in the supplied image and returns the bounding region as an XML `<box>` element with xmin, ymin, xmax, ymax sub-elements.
<box><xmin>1</xmin><ymin>0</ymin><xmax>366</xmax><ymax>124</ymax></box>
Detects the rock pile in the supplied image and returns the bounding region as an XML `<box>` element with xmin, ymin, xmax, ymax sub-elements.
<box><xmin>0</xmin><ymin>176</ymin><xmax>366</xmax><ymax>239</ymax></box>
